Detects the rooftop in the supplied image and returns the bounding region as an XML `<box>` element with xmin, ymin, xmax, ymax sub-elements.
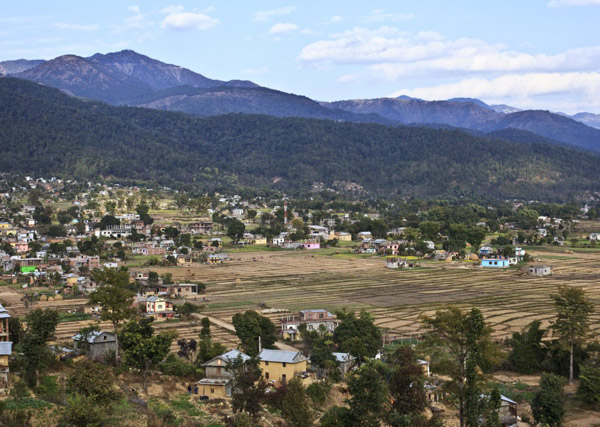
<box><xmin>259</xmin><ymin>349</ymin><xmax>307</xmax><ymax>364</ymax></box>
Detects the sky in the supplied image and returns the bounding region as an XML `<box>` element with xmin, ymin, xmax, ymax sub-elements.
<box><xmin>2</xmin><ymin>1</ymin><xmax>600</xmax><ymax>114</ymax></box>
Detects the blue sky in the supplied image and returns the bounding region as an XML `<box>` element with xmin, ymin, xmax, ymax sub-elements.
<box><xmin>2</xmin><ymin>0</ymin><xmax>600</xmax><ymax>113</ymax></box>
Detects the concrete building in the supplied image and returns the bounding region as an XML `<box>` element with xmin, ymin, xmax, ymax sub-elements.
<box><xmin>72</xmin><ymin>330</ymin><xmax>117</xmax><ymax>360</ymax></box>
<box><xmin>259</xmin><ymin>349</ymin><xmax>308</xmax><ymax>384</ymax></box>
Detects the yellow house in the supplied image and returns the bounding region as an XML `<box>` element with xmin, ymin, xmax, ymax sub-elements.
<box><xmin>331</xmin><ymin>231</ymin><xmax>352</xmax><ymax>241</ymax></box>
<box><xmin>254</xmin><ymin>237</ymin><xmax>267</xmax><ymax>245</ymax></box>
<box><xmin>0</xmin><ymin>222</ymin><xmax>10</xmax><ymax>229</ymax></box>
<box><xmin>196</xmin><ymin>378</ymin><xmax>232</xmax><ymax>398</ymax></box>
<box><xmin>259</xmin><ymin>349</ymin><xmax>308</xmax><ymax>384</ymax></box>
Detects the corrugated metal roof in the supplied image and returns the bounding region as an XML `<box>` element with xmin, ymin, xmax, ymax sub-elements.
<box><xmin>0</xmin><ymin>341</ymin><xmax>12</xmax><ymax>355</ymax></box>
<box><xmin>196</xmin><ymin>378</ymin><xmax>230</xmax><ymax>385</ymax></box>
<box><xmin>259</xmin><ymin>349</ymin><xmax>306</xmax><ymax>364</ymax></box>
<box><xmin>332</xmin><ymin>352</ymin><xmax>355</xmax><ymax>363</ymax></box>
<box><xmin>72</xmin><ymin>330</ymin><xmax>115</xmax><ymax>344</ymax></box>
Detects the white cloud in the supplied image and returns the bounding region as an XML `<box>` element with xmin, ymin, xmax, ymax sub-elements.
<box><xmin>548</xmin><ymin>0</ymin><xmax>600</xmax><ymax>6</ymax></box>
<box><xmin>300</xmin><ymin>27</ymin><xmax>600</xmax><ymax>79</ymax></box>
<box><xmin>328</xmin><ymin>16</ymin><xmax>343</xmax><ymax>23</ymax></box>
<box><xmin>55</xmin><ymin>23</ymin><xmax>98</xmax><ymax>31</ymax></box>
<box><xmin>241</xmin><ymin>66</ymin><xmax>269</xmax><ymax>74</ymax></box>
<box><xmin>161</xmin><ymin>5</ymin><xmax>219</xmax><ymax>31</ymax></box>
<box><xmin>390</xmin><ymin>72</ymin><xmax>600</xmax><ymax>113</ymax></box>
<box><xmin>363</xmin><ymin>9</ymin><xmax>414</xmax><ymax>22</ymax></box>
<box><xmin>337</xmin><ymin>73</ymin><xmax>360</xmax><ymax>83</ymax></box>
<box><xmin>128</xmin><ymin>5</ymin><xmax>140</xmax><ymax>13</ymax></box>
<box><xmin>269</xmin><ymin>23</ymin><xmax>298</xmax><ymax>34</ymax></box>
<box><xmin>254</xmin><ymin>6</ymin><xmax>296</xmax><ymax>22</ymax></box>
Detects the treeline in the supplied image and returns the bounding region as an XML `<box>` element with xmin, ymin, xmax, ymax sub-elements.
<box><xmin>2</xmin><ymin>78</ymin><xmax>600</xmax><ymax>201</ymax></box>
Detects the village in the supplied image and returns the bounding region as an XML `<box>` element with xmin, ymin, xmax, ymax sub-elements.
<box><xmin>1</xmin><ymin>175</ymin><xmax>600</xmax><ymax>425</ymax></box>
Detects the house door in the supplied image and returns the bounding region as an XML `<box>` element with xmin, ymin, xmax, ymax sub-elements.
<box><xmin>282</xmin><ymin>374</ymin><xmax>286</xmax><ymax>384</ymax></box>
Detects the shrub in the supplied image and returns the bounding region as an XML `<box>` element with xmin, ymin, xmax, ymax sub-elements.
<box><xmin>158</xmin><ymin>354</ymin><xmax>200</xmax><ymax>377</ymax></box>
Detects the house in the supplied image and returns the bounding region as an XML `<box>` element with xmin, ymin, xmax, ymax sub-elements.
<box><xmin>537</xmin><ymin>228</ymin><xmax>548</xmax><ymax>237</ymax></box>
<box><xmin>281</xmin><ymin>309</ymin><xmax>339</xmax><ymax>340</ymax></box>
<box><xmin>528</xmin><ymin>265</ymin><xmax>552</xmax><ymax>276</ymax></box>
<box><xmin>72</xmin><ymin>330</ymin><xmax>117</xmax><ymax>360</ymax></box>
<box><xmin>202</xmin><ymin>349</ymin><xmax>250</xmax><ymax>379</ymax></box>
<box><xmin>272</xmin><ymin>233</ymin><xmax>288</xmax><ymax>246</ymax></box>
<box><xmin>481</xmin><ymin>258</ymin><xmax>510</xmax><ymax>268</ymax></box>
<box><xmin>259</xmin><ymin>349</ymin><xmax>308</xmax><ymax>384</ymax></box>
<box><xmin>498</xmin><ymin>395</ymin><xmax>518</xmax><ymax>426</ymax></box>
<box><xmin>188</xmin><ymin>221</ymin><xmax>213</xmax><ymax>235</ymax></box>
<box><xmin>144</xmin><ymin>296</ymin><xmax>174</xmax><ymax>318</ymax></box>
<box><xmin>332</xmin><ymin>352</ymin><xmax>356</xmax><ymax>377</ymax></box>
<box><xmin>195</xmin><ymin>378</ymin><xmax>232</xmax><ymax>399</ymax></box>
<box><xmin>208</xmin><ymin>253</ymin><xmax>229</xmax><ymax>265</ymax></box>
<box><xmin>332</xmin><ymin>231</ymin><xmax>352</xmax><ymax>241</ymax></box>
<box><xmin>479</xmin><ymin>246</ymin><xmax>494</xmax><ymax>256</ymax></box>
<box><xmin>0</xmin><ymin>304</ymin><xmax>12</xmax><ymax>392</ymax></box>
<box><xmin>158</xmin><ymin>283</ymin><xmax>201</xmax><ymax>296</ymax></box>
<box><xmin>302</xmin><ymin>242</ymin><xmax>320</xmax><ymax>250</ymax></box>
<box><xmin>418</xmin><ymin>359</ymin><xmax>430</xmax><ymax>377</ymax></box>
<box><xmin>590</xmin><ymin>233</ymin><xmax>600</xmax><ymax>241</ymax></box>
<box><xmin>357</xmin><ymin>231</ymin><xmax>372</xmax><ymax>240</ymax></box>
<box><xmin>423</xmin><ymin>241</ymin><xmax>435</xmax><ymax>250</ymax></box>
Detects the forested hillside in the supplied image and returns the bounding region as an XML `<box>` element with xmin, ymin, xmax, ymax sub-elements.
<box><xmin>2</xmin><ymin>78</ymin><xmax>600</xmax><ymax>201</ymax></box>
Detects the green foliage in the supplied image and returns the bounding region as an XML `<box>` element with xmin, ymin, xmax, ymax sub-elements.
<box><xmin>18</xmin><ymin>308</ymin><xmax>59</xmax><ymax>387</ymax></box>
<box><xmin>333</xmin><ymin>309</ymin><xmax>381</xmax><ymax>363</ymax></box>
<box><xmin>227</xmin><ymin>218</ymin><xmax>245</xmax><ymax>242</ymax></box>
<box><xmin>59</xmin><ymin>393</ymin><xmax>106</xmax><ymax>427</ymax></box>
<box><xmin>306</xmin><ymin>381</ymin><xmax>332</xmax><ymax>407</ymax></box>
<box><xmin>346</xmin><ymin>361</ymin><xmax>389</xmax><ymax>427</ymax></box>
<box><xmin>176</xmin><ymin>302</ymin><xmax>202</xmax><ymax>316</ymax></box>
<box><xmin>3</xmin><ymin>77</ymin><xmax>600</xmax><ymax>200</ymax></box>
<box><xmin>550</xmin><ymin>285</ymin><xmax>594</xmax><ymax>383</ymax></box>
<box><xmin>119</xmin><ymin>317</ymin><xmax>177</xmax><ymax>391</ymax></box>
<box><xmin>231</xmin><ymin>357</ymin><xmax>267</xmax><ymax>420</ymax></box>
<box><xmin>508</xmin><ymin>320</ymin><xmax>547</xmax><ymax>374</ymax></box>
<box><xmin>319</xmin><ymin>406</ymin><xmax>352</xmax><ymax>427</ymax></box>
<box><xmin>66</xmin><ymin>360</ymin><xmax>122</xmax><ymax>407</ymax></box>
<box><xmin>532</xmin><ymin>373</ymin><xmax>566</xmax><ymax>426</ymax></box>
<box><xmin>577</xmin><ymin>365</ymin><xmax>600</xmax><ymax>406</ymax></box>
<box><xmin>159</xmin><ymin>353</ymin><xmax>200</xmax><ymax>377</ymax></box>
<box><xmin>386</xmin><ymin>347</ymin><xmax>427</xmax><ymax>421</ymax></box>
<box><xmin>232</xmin><ymin>310</ymin><xmax>277</xmax><ymax>357</ymax></box>
<box><xmin>281</xmin><ymin>377</ymin><xmax>315</xmax><ymax>427</ymax></box>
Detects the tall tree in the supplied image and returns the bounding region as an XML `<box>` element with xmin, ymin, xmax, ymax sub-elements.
<box><xmin>421</xmin><ymin>306</ymin><xmax>499</xmax><ymax>427</ymax></box>
<box><xmin>119</xmin><ymin>318</ymin><xmax>176</xmax><ymax>391</ymax></box>
<box><xmin>88</xmin><ymin>268</ymin><xmax>136</xmax><ymax>365</ymax></box>
<box><xmin>230</xmin><ymin>356</ymin><xmax>267</xmax><ymax>420</ymax></box>
<box><xmin>333</xmin><ymin>309</ymin><xmax>381</xmax><ymax>364</ymax></box>
<box><xmin>346</xmin><ymin>361</ymin><xmax>389</xmax><ymax>427</ymax></box>
<box><xmin>550</xmin><ymin>285</ymin><xmax>594</xmax><ymax>384</ymax></box>
<box><xmin>508</xmin><ymin>320</ymin><xmax>547</xmax><ymax>374</ymax></box>
<box><xmin>387</xmin><ymin>347</ymin><xmax>428</xmax><ymax>425</ymax></box>
<box><xmin>18</xmin><ymin>308</ymin><xmax>59</xmax><ymax>387</ymax></box>
<box><xmin>281</xmin><ymin>377</ymin><xmax>315</xmax><ymax>427</ymax></box>
<box><xmin>232</xmin><ymin>311</ymin><xmax>277</xmax><ymax>356</ymax></box>
<box><xmin>227</xmin><ymin>218</ymin><xmax>246</xmax><ymax>243</ymax></box>
<box><xmin>532</xmin><ymin>373</ymin><xmax>566</xmax><ymax>426</ymax></box>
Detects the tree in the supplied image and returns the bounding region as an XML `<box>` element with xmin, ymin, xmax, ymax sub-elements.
<box><xmin>282</xmin><ymin>377</ymin><xmax>315</xmax><ymax>427</ymax></box>
<box><xmin>231</xmin><ymin>356</ymin><xmax>267</xmax><ymax>420</ymax></box>
<box><xmin>232</xmin><ymin>311</ymin><xmax>277</xmax><ymax>356</ymax></box>
<box><xmin>66</xmin><ymin>360</ymin><xmax>121</xmax><ymax>407</ymax></box>
<box><xmin>319</xmin><ymin>406</ymin><xmax>352</xmax><ymax>427</ymax></box>
<box><xmin>88</xmin><ymin>269</ymin><xmax>136</xmax><ymax>365</ymax></box>
<box><xmin>136</xmin><ymin>204</ymin><xmax>154</xmax><ymax>225</ymax></box>
<box><xmin>333</xmin><ymin>310</ymin><xmax>381</xmax><ymax>364</ymax></box>
<box><xmin>387</xmin><ymin>347</ymin><xmax>427</xmax><ymax>424</ymax></box>
<box><xmin>550</xmin><ymin>285</ymin><xmax>594</xmax><ymax>384</ymax></box>
<box><xmin>421</xmin><ymin>306</ymin><xmax>499</xmax><ymax>427</ymax></box>
<box><xmin>578</xmin><ymin>365</ymin><xmax>600</xmax><ymax>405</ymax></box>
<box><xmin>18</xmin><ymin>308</ymin><xmax>59</xmax><ymax>387</ymax></box>
<box><xmin>60</xmin><ymin>393</ymin><xmax>106</xmax><ymax>427</ymax></box>
<box><xmin>508</xmin><ymin>320</ymin><xmax>547</xmax><ymax>374</ymax></box>
<box><xmin>227</xmin><ymin>218</ymin><xmax>246</xmax><ymax>243</ymax></box>
<box><xmin>119</xmin><ymin>318</ymin><xmax>176</xmax><ymax>391</ymax></box>
<box><xmin>532</xmin><ymin>373</ymin><xmax>566</xmax><ymax>426</ymax></box>
<box><xmin>104</xmin><ymin>200</ymin><xmax>117</xmax><ymax>216</ymax></box>
<box><xmin>346</xmin><ymin>361</ymin><xmax>389</xmax><ymax>427</ymax></box>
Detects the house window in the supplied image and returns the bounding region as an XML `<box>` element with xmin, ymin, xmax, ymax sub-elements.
<box><xmin>282</xmin><ymin>363</ymin><xmax>286</xmax><ymax>368</ymax></box>
<box><xmin>211</xmin><ymin>388</ymin><xmax>215</xmax><ymax>393</ymax></box>
<box><xmin>265</xmin><ymin>361</ymin><xmax>269</xmax><ymax>366</ymax></box>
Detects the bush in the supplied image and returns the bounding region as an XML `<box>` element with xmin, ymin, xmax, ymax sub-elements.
<box><xmin>306</xmin><ymin>381</ymin><xmax>331</xmax><ymax>406</ymax></box>
<box><xmin>158</xmin><ymin>354</ymin><xmax>200</xmax><ymax>377</ymax></box>
<box><xmin>532</xmin><ymin>373</ymin><xmax>566</xmax><ymax>426</ymax></box>
<box><xmin>578</xmin><ymin>365</ymin><xmax>600</xmax><ymax>405</ymax></box>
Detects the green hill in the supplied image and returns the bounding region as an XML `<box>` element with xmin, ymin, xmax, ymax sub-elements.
<box><xmin>1</xmin><ymin>77</ymin><xmax>599</xmax><ymax>201</ymax></box>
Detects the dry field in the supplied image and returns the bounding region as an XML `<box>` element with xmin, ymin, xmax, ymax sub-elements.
<box><xmin>147</xmin><ymin>247</ymin><xmax>600</xmax><ymax>341</ymax></box>
<box><xmin>3</xmin><ymin>246</ymin><xmax>600</xmax><ymax>346</ymax></box>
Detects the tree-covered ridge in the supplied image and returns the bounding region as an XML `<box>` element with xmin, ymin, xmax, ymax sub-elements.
<box><xmin>1</xmin><ymin>77</ymin><xmax>600</xmax><ymax>201</ymax></box>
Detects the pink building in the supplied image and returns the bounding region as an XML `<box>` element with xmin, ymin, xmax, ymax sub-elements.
<box><xmin>302</xmin><ymin>242</ymin><xmax>320</xmax><ymax>250</ymax></box>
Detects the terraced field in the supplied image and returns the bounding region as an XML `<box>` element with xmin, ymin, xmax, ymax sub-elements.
<box><xmin>3</xmin><ymin>246</ymin><xmax>600</xmax><ymax>350</ymax></box>
<box><xmin>144</xmin><ymin>248</ymin><xmax>600</xmax><ymax>341</ymax></box>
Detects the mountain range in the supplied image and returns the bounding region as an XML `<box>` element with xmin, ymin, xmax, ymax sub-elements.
<box><xmin>1</xmin><ymin>77</ymin><xmax>600</xmax><ymax>201</ymax></box>
<box><xmin>2</xmin><ymin>49</ymin><xmax>600</xmax><ymax>153</ymax></box>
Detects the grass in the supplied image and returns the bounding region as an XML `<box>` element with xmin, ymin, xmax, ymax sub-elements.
<box><xmin>58</xmin><ymin>312</ymin><xmax>92</xmax><ymax>323</ymax></box>
<box><xmin>205</xmin><ymin>301</ymin><xmax>255</xmax><ymax>310</ymax></box>
<box><xmin>170</xmin><ymin>394</ymin><xmax>205</xmax><ymax>417</ymax></box>
<box><xmin>4</xmin><ymin>398</ymin><xmax>53</xmax><ymax>410</ymax></box>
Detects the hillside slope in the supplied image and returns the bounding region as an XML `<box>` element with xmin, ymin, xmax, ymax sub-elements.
<box><xmin>1</xmin><ymin>78</ymin><xmax>599</xmax><ymax>201</ymax></box>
